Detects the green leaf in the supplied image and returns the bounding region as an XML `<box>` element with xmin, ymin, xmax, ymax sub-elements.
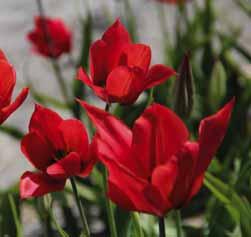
<box><xmin>205</xmin><ymin>172</ymin><xmax>251</xmax><ymax>236</ymax></box>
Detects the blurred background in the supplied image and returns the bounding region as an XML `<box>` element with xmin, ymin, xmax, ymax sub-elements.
<box><xmin>1</xmin><ymin>0</ymin><xmax>251</xmax><ymax>236</ymax></box>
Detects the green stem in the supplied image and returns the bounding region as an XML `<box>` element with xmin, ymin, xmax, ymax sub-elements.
<box><xmin>147</xmin><ymin>88</ymin><xmax>154</xmax><ymax>107</ymax></box>
<box><xmin>8</xmin><ymin>194</ymin><xmax>23</xmax><ymax>237</ymax></box>
<box><xmin>174</xmin><ymin>210</ymin><xmax>182</xmax><ymax>237</ymax></box>
<box><xmin>132</xmin><ymin>212</ymin><xmax>144</xmax><ymax>237</ymax></box>
<box><xmin>102</xmin><ymin>167</ymin><xmax>118</xmax><ymax>237</ymax></box>
<box><xmin>100</xmin><ymin>103</ymin><xmax>118</xmax><ymax>237</ymax></box>
<box><xmin>51</xmin><ymin>60</ymin><xmax>70</xmax><ymax>105</ymax></box>
<box><xmin>158</xmin><ymin>217</ymin><xmax>166</xmax><ymax>237</ymax></box>
<box><xmin>70</xmin><ymin>177</ymin><xmax>90</xmax><ymax>237</ymax></box>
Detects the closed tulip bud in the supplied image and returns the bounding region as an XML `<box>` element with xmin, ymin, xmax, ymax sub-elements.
<box><xmin>209</xmin><ymin>60</ymin><xmax>227</xmax><ymax>111</ymax></box>
<box><xmin>174</xmin><ymin>53</ymin><xmax>194</xmax><ymax>119</ymax></box>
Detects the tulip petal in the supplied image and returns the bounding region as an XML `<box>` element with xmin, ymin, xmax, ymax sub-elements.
<box><xmin>119</xmin><ymin>44</ymin><xmax>151</xmax><ymax>72</ymax></box>
<box><xmin>170</xmin><ymin>142</ymin><xmax>199</xmax><ymax>207</ymax></box>
<box><xmin>59</xmin><ymin>119</ymin><xmax>89</xmax><ymax>158</ymax></box>
<box><xmin>90</xmin><ymin>19</ymin><xmax>131</xmax><ymax>85</ymax></box>
<box><xmin>106</xmin><ymin>66</ymin><xmax>145</xmax><ymax>104</ymax></box>
<box><xmin>20</xmin><ymin>171</ymin><xmax>66</xmax><ymax>199</ymax></box>
<box><xmin>196</xmin><ymin>98</ymin><xmax>235</xmax><ymax>175</ymax></box>
<box><xmin>102</xmin><ymin>19</ymin><xmax>131</xmax><ymax>46</ymax></box>
<box><xmin>0</xmin><ymin>59</ymin><xmax>16</xmax><ymax>108</ymax></box>
<box><xmin>46</xmin><ymin>152</ymin><xmax>81</xmax><ymax>179</ymax></box>
<box><xmin>145</xmin><ymin>64</ymin><xmax>176</xmax><ymax>89</ymax></box>
<box><xmin>77</xmin><ymin>68</ymin><xmax>108</xmax><ymax>101</ymax></box>
<box><xmin>78</xmin><ymin>100</ymin><xmax>132</xmax><ymax>160</ymax></box>
<box><xmin>90</xmin><ymin>40</ymin><xmax>109</xmax><ymax>85</ymax></box>
<box><xmin>29</xmin><ymin>104</ymin><xmax>64</xmax><ymax>151</ymax></box>
<box><xmin>0</xmin><ymin>49</ymin><xmax>7</xmax><ymax>61</ymax></box>
<box><xmin>131</xmin><ymin>103</ymin><xmax>189</xmax><ymax>178</ymax></box>
<box><xmin>21</xmin><ymin>132</ymin><xmax>53</xmax><ymax>171</ymax></box>
<box><xmin>185</xmin><ymin>173</ymin><xmax>204</xmax><ymax>205</ymax></box>
<box><xmin>79</xmin><ymin>134</ymin><xmax>98</xmax><ymax>177</ymax></box>
<box><xmin>0</xmin><ymin>87</ymin><xmax>29</xmax><ymax>124</ymax></box>
<box><xmin>151</xmin><ymin>159</ymin><xmax>178</xmax><ymax>201</ymax></box>
<box><xmin>103</xmin><ymin>156</ymin><xmax>159</xmax><ymax>215</ymax></box>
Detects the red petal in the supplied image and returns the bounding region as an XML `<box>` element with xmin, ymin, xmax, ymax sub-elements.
<box><xmin>20</xmin><ymin>171</ymin><xmax>66</xmax><ymax>199</ymax></box>
<box><xmin>0</xmin><ymin>87</ymin><xmax>29</xmax><ymax>124</ymax></box>
<box><xmin>78</xmin><ymin>134</ymin><xmax>98</xmax><ymax>177</ymax></box>
<box><xmin>21</xmin><ymin>132</ymin><xmax>53</xmax><ymax>171</ymax></box>
<box><xmin>90</xmin><ymin>40</ymin><xmax>109</xmax><ymax>85</ymax></box>
<box><xmin>0</xmin><ymin>59</ymin><xmax>16</xmax><ymax>108</ymax></box>
<box><xmin>78</xmin><ymin>100</ymin><xmax>132</xmax><ymax>159</ymax></box>
<box><xmin>59</xmin><ymin>119</ymin><xmax>89</xmax><ymax>158</ymax></box>
<box><xmin>196</xmin><ymin>98</ymin><xmax>235</xmax><ymax>175</ymax></box>
<box><xmin>103</xmin><ymin>156</ymin><xmax>159</xmax><ymax>215</ymax></box>
<box><xmin>119</xmin><ymin>44</ymin><xmax>151</xmax><ymax>73</ymax></box>
<box><xmin>185</xmin><ymin>173</ymin><xmax>204</xmax><ymax>205</ymax></box>
<box><xmin>0</xmin><ymin>49</ymin><xmax>7</xmax><ymax>61</ymax></box>
<box><xmin>170</xmin><ymin>142</ymin><xmax>199</xmax><ymax>207</ymax></box>
<box><xmin>102</xmin><ymin>19</ymin><xmax>131</xmax><ymax>46</ymax></box>
<box><xmin>46</xmin><ymin>152</ymin><xmax>82</xmax><ymax>179</ymax></box>
<box><xmin>90</xmin><ymin>19</ymin><xmax>131</xmax><ymax>86</ymax></box>
<box><xmin>108</xmin><ymin>180</ymin><xmax>136</xmax><ymax>210</ymax></box>
<box><xmin>29</xmin><ymin>104</ymin><xmax>64</xmax><ymax>151</ymax></box>
<box><xmin>77</xmin><ymin>68</ymin><xmax>108</xmax><ymax>101</ymax></box>
<box><xmin>131</xmin><ymin>103</ymin><xmax>189</xmax><ymax>178</ymax></box>
<box><xmin>145</xmin><ymin>64</ymin><xmax>176</xmax><ymax>89</ymax></box>
<box><xmin>106</xmin><ymin>66</ymin><xmax>145</xmax><ymax>104</ymax></box>
<box><xmin>143</xmin><ymin>185</ymin><xmax>168</xmax><ymax>216</ymax></box>
<box><xmin>151</xmin><ymin>159</ymin><xmax>178</xmax><ymax>202</ymax></box>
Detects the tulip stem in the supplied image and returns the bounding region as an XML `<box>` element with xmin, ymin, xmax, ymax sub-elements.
<box><xmin>70</xmin><ymin>177</ymin><xmax>90</xmax><ymax>237</ymax></box>
<box><xmin>102</xmin><ymin>167</ymin><xmax>118</xmax><ymax>237</ymax></box>
<box><xmin>102</xmin><ymin>103</ymin><xmax>118</xmax><ymax>237</ymax></box>
<box><xmin>51</xmin><ymin>60</ymin><xmax>70</xmax><ymax>105</ymax></box>
<box><xmin>174</xmin><ymin>210</ymin><xmax>182</xmax><ymax>237</ymax></box>
<box><xmin>132</xmin><ymin>212</ymin><xmax>144</xmax><ymax>237</ymax></box>
<box><xmin>158</xmin><ymin>217</ymin><xmax>166</xmax><ymax>237</ymax></box>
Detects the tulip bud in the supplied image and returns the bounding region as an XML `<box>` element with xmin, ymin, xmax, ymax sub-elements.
<box><xmin>208</xmin><ymin>60</ymin><xmax>227</xmax><ymax>111</ymax></box>
<box><xmin>173</xmin><ymin>53</ymin><xmax>194</xmax><ymax>119</ymax></box>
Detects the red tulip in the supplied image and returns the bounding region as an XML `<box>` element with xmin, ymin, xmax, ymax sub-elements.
<box><xmin>79</xmin><ymin>98</ymin><xmax>235</xmax><ymax>216</ymax></box>
<box><xmin>0</xmin><ymin>50</ymin><xmax>29</xmax><ymax>124</ymax></box>
<box><xmin>78</xmin><ymin>19</ymin><xmax>175</xmax><ymax>105</ymax></box>
<box><xmin>27</xmin><ymin>16</ymin><xmax>72</xmax><ymax>58</ymax></box>
<box><xmin>20</xmin><ymin>105</ymin><xmax>96</xmax><ymax>199</ymax></box>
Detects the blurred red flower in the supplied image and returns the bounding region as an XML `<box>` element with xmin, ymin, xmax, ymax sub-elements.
<box><xmin>27</xmin><ymin>16</ymin><xmax>72</xmax><ymax>58</ymax></box>
<box><xmin>78</xmin><ymin>19</ymin><xmax>175</xmax><ymax>105</ymax></box>
<box><xmin>20</xmin><ymin>105</ymin><xmax>96</xmax><ymax>199</ymax></box>
<box><xmin>0</xmin><ymin>50</ymin><xmax>29</xmax><ymax>124</ymax></box>
<box><xmin>79</xmin><ymin>98</ymin><xmax>234</xmax><ymax>216</ymax></box>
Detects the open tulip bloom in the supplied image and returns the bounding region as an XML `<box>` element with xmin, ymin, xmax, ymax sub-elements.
<box><xmin>20</xmin><ymin>105</ymin><xmax>96</xmax><ymax>199</ymax></box>
<box><xmin>0</xmin><ymin>50</ymin><xmax>29</xmax><ymax>125</ymax></box>
<box><xmin>27</xmin><ymin>16</ymin><xmax>72</xmax><ymax>58</ymax></box>
<box><xmin>78</xmin><ymin>19</ymin><xmax>176</xmax><ymax>105</ymax></box>
<box><xmin>79</xmin><ymin>98</ymin><xmax>234</xmax><ymax>216</ymax></box>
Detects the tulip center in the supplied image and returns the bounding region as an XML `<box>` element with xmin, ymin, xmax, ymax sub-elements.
<box><xmin>54</xmin><ymin>150</ymin><xmax>67</xmax><ymax>161</ymax></box>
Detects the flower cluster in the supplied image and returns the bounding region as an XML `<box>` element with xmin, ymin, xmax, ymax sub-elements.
<box><xmin>0</xmin><ymin>16</ymin><xmax>234</xmax><ymax>220</ymax></box>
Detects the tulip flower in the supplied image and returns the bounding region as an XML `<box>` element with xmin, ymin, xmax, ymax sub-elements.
<box><xmin>0</xmin><ymin>50</ymin><xmax>29</xmax><ymax>125</ymax></box>
<box><xmin>78</xmin><ymin>19</ymin><xmax>175</xmax><ymax>105</ymax></box>
<box><xmin>27</xmin><ymin>16</ymin><xmax>72</xmax><ymax>58</ymax></box>
<box><xmin>79</xmin><ymin>98</ymin><xmax>234</xmax><ymax>216</ymax></box>
<box><xmin>20</xmin><ymin>105</ymin><xmax>96</xmax><ymax>199</ymax></box>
